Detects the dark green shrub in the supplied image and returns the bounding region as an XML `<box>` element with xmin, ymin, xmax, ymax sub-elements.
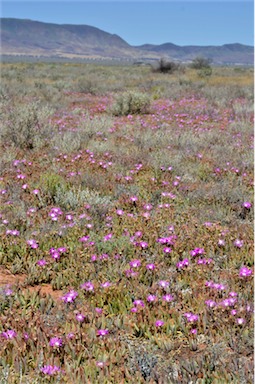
<box><xmin>153</xmin><ymin>58</ymin><xmax>181</xmax><ymax>74</ymax></box>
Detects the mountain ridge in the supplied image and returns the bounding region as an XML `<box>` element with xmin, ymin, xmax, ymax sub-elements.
<box><xmin>0</xmin><ymin>18</ymin><xmax>253</xmax><ymax>65</ymax></box>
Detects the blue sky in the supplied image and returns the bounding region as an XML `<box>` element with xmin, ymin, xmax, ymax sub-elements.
<box><xmin>1</xmin><ymin>1</ymin><xmax>254</xmax><ymax>46</ymax></box>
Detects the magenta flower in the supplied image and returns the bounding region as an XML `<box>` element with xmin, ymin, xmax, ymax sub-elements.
<box><xmin>27</xmin><ymin>239</ymin><xmax>39</xmax><ymax>249</ymax></box>
<box><xmin>205</xmin><ymin>300</ymin><xmax>217</xmax><ymax>308</ymax></box>
<box><xmin>129</xmin><ymin>259</ymin><xmax>141</xmax><ymax>268</ymax></box>
<box><xmin>61</xmin><ymin>290</ymin><xmax>78</xmax><ymax>303</ymax></box>
<box><xmin>3</xmin><ymin>286</ymin><xmax>13</xmax><ymax>296</ymax></box>
<box><xmin>40</xmin><ymin>365</ymin><xmax>61</xmax><ymax>376</ymax></box>
<box><xmin>96</xmin><ymin>361</ymin><xmax>106</xmax><ymax>368</ymax></box>
<box><xmin>76</xmin><ymin>313</ymin><xmax>85</xmax><ymax>322</ymax></box>
<box><xmin>104</xmin><ymin>233</ymin><xmax>113</xmax><ymax>241</ymax></box>
<box><xmin>146</xmin><ymin>263</ymin><xmax>156</xmax><ymax>270</ymax></box>
<box><xmin>176</xmin><ymin>258</ymin><xmax>189</xmax><ymax>269</ymax></box>
<box><xmin>218</xmin><ymin>239</ymin><xmax>225</xmax><ymax>246</ymax></box>
<box><xmin>91</xmin><ymin>254</ymin><xmax>97</xmax><ymax>261</ymax></box>
<box><xmin>236</xmin><ymin>318</ymin><xmax>246</xmax><ymax>325</ymax></box>
<box><xmin>139</xmin><ymin>241</ymin><xmax>148</xmax><ymax>248</ymax></box>
<box><xmin>190</xmin><ymin>328</ymin><xmax>197</xmax><ymax>335</ymax></box>
<box><xmin>239</xmin><ymin>266</ymin><xmax>253</xmax><ymax>277</ymax></box>
<box><xmin>49</xmin><ymin>337</ymin><xmax>63</xmax><ymax>348</ymax></box>
<box><xmin>162</xmin><ymin>294</ymin><xmax>174</xmax><ymax>302</ymax></box>
<box><xmin>6</xmin><ymin>229</ymin><xmax>20</xmax><ymax>236</ymax></box>
<box><xmin>234</xmin><ymin>239</ymin><xmax>243</xmax><ymax>248</ymax></box>
<box><xmin>158</xmin><ymin>280</ymin><xmax>170</xmax><ymax>288</ymax></box>
<box><xmin>67</xmin><ymin>332</ymin><xmax>75</xmax><ymax>339</ymax></box>
<box><xmin>79</xmin><ymin>235</ymin><xmax>90</xmax><ymax>243</ymax></box>
<box><xmin>100</xmin><ymin>281</ymin><xmax>111</xmax><ymax>288</ymax></box>
<box><xmin>197</xmin><ymin>258</ymin><xmax>213</xmax><ymax>265</ymax></box>
<box><xmin>242</xmin><ymin>201</ymin><xmax>252</xmax><ymax>209</ymax></box>
<box><xmin>190</xmin><ymin>248</ymin><xmax>205</xmax><ymax>257</ymax></box>
<box><xmin>155</xmin><ymin>320</ymin><xmax>164</xmax><ymax>327</ymax></box>
<box><xmin>184</xmin><ymin>312</ymin><xmax>199</xmax><ymax>322</ymax></box>
<box><xmin>97</xmin><ymin>329</ymin><xmax>109</xmax><ymax>336</ymax></box>
<box><xmin>50</xmin><ymin>250</ymin><xmax>60</xmax><ymax>260</ymax></box>
<box><xmin>220</xmin><ymin>298</ymin><xmax>236</xmax><ymax>307</ymax></box>
<box><xmin>37</xmin><ymin>259</ymin><xmax>47</xmax><ymax>267</ymax></box>
<box><xmin>1</xmin><ymin>329</ymin><xmax>17</xmax><ymax>339</ymax></box>
<box><xmin>124</xmin><ymin>268</ymin><xmax>138</xmax><ymax>278</ymax></box>
<box><xmin>80</xmin><ymin>281</ymin><xmax>94</xmax><ymax>292</ymax></box>
<box><xmin>147</xmin><ymin>294</ymin><xmax>157</xmax><ymax>303</ymax></box>
<box><xmin>231</xmin><ymin>309</ymin><xmax>237</xmax><ymax>316</ymax></box>
<box><xmin>133</xmin><ymin>299</ymin><xmax>145</xmax><ymax>307</ymax></box>
<box><xmin>205</xmin><ymin>281</ymin><xmax>226</xmax><ymax>290</ymax></box>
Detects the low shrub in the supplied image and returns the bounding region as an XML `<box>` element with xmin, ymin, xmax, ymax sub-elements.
<box><xmin>110</xmin><ymin>91</ymin><xmax>151</xmax><ymax>116</ymax></box>
<box><xmin>0</xmin><ymin>101</ymin><xmax>54</xmax><ymax>149</ymax></box>
<box><xmin>153</xmin><ymin>58</ymin><xmax>181</xmax><ymax>74</ymax></box>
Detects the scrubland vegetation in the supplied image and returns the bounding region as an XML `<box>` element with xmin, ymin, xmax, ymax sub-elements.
<box><xmin>0</xmin><ymin>61</ymin><xmax>254</xmax><ymax>383</ymax></box>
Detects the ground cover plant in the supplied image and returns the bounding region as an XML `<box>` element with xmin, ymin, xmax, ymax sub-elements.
<box><xmin>0</xmin><ymin>61</ymin><xmax>254</xmax><ymax>383</ymax></box>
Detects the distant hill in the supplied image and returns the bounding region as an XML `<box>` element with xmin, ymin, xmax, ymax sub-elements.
<box><xmin>0</xmin><ymin>18</ymin><xmax>253</xmax><ymax>65</ymax></box>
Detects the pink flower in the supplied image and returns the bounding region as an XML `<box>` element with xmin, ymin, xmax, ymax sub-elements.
<box><xmin>96</xmin><ymin>361</ymin><xmax>106</xmax><ymax>368</ymax></box>
<box><xmin>158</xmin><ymin>280</ymin><xmax>169</xmax><ymax>288</ymax></box>
<box><xmin>76</xmin><ymin>313</ymin><xmax>85</xmax><ymax>322</ymax></box>
<box><xmin>103</xmin><ymin>233</ymin><xmax>113</xmax><ymax>241</ymax></box>
<box><xmin>184</xmin><ymin>312</ymin><xmax>199</xmax><ymax>322</ymax></box>
<box><xmin>234</xmin><ymin>239</ymin><xmax>243</xmax><ymax>248</ymax></box>
<box><xmin>41</xmin><ymin>365</ymin><xmax>61</xmax><ymax>376</ymax></box>
<box><xmin>100</xmin><ymin>282</ymin><xmax>111</xmax><ymax>288</ymax></box>
<box><xmin>146</xmin><ymin>263</ymin><xmax>156</xmax><ymax>270</ymax></box>
<box><xmin>190</xmin><ymin>248</ymin><xmax>205</xmax><ymax>257</ymax></box>
<box><xmin>147</xmin><ymin>294</ymin><xmax>157</xmax><ymax>303</ymax></box>
<box><xmin>97</xmin><ymin>329</ymin><xmax>109</xmax><ymax>336</ymax></box>
<box><xmin>155</xmin><ymin>320</ymin><xmax>164</xmax><ymax>327</ymax></box>
<box><xmin>133</xmin><ymin>299</ymin><xmax>145</xmax><ymax>307</ymax></box>
<box><xmin>205</xmin><ymin>300</ymin><xmax>217</xmax><ymax>308</ymax></box>
<box><xmin>139</xmin><ymin>241</ymin><xmax>148</xmax><ymax>248</ymax></box>
<box><xmin>176</xmin><ymin>258</ymin><xmax>189</xmax><ymax>269</ymax></box>
<box><xmin>162</xmin><ymin>294</ymin><xmax>174</xmax><ymax>302</ymax></box>
<box><xmin>129</xmin><ymin>259</ymin><xmax>141</xmax><ymax>268</ymax></box>
<box><xmin>27</xmin><ymin>239</ymin><xmax>39</xmax><ymax>249</ymax></box>
<box><xmin>239</xmin><ymin>266</ymin><xmax>253</xmax><ymax>277</ymax></box>
<box><xmin>236</xmin><ymin>318</ymin><xmax>246</xmax><ymax>325</ymax></box>
<box><xmin>143</xmin><ymin>203</ymin><xmax>153</xmax><ymax>211</ymax></box>
<box><xmin>1</xmin><ymin>329</ymin><xmax>17</xmax><ymax>339</ymax></box>
<box><xmin>218</xmin><ymin>239</ymin><xmax>225</xmax><ymax>246</ymax></box>
<box><xmin>61</xmin><ymin>290</ymin><xmax>78</xmax><ymax>303</ymax></box>
<box><xmin>37</xmin><ymin>259</ymin><xmax>47</xmax><ymax>267</ymax></box>
<box><xmin>80</xmin><ymin>281</ymin><xmax>94</xmax><ymax>292</ymax></box>
<box><xmin>242</xmin><ymin>201</ymin><xmax>252</xmax><ymax>209</ymax></box>
<box><xmin>49</xmin><ymin>337</ymin><xmax>63</xmax><ymax>348</ymax></box>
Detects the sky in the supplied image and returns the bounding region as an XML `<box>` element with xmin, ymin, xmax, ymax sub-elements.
<box><xmin>1</xmin><ymin>1</ymin><xmax>254</xmax><ymax>47</ymax></box>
